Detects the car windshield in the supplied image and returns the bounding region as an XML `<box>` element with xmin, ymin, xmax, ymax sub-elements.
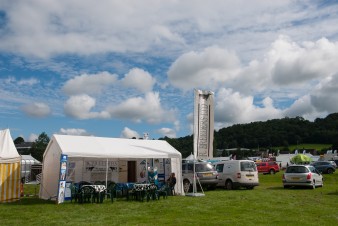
<box><xmin>240</xmin><ymin>161</ymin><xmax>257</xmax><ymax>171</ymax></box>
<box><xmin>195</xmin><ymin>163</ymin><xmax>214</xmax><ymax>172</ymax></box>
<box><xmin>286</xmin><ymin>166</ymin><xmax>309</xmax><ymax>173</ymax></box>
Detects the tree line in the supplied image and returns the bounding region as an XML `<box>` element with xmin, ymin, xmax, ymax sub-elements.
<box><xmin>160</xmin><ymin>113</ymin><xmax>338</xmax><ymax>158</ymax></box>
<box><xmin>14</xmin><ymin>113</ymin><xmax>338</xmax><ymax>161</ymax></box>
<box><xmin>14</xmin><ymin>132</ymin><xmax>49</xmax><ymax>162</ymax></box>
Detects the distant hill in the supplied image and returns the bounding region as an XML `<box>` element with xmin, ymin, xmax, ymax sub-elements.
<box><xmin>160</xmin><ymin>113</ymin><xmax>338</xmax><ymax>158</ymax></box>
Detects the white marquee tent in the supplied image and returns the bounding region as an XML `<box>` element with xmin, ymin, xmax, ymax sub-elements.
<box><xmin>39</xmin><ymin>134</ymin><xmax>183</xmax><ymax>200</ymax></box>
<box><xmin>0</xmin><ymin>129</ymin><xmax>21</xmax><ymax>202</ymax></box>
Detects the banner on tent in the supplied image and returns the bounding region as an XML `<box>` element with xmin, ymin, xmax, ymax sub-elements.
<box><xmin>57</xmin><ymin>154</ymin><xmax>68</xmax><ymax>204</ymax></box>
<box><xmin>193</xmin><ymin>89</ymin><xmax>214</xmax><ymax>159</ymax></box>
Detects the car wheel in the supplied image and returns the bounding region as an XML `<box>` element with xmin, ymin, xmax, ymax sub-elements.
<box><xmin>269</xmin><ymin>169</ymin><xmax>275</xmax><ymax>175</ymax></box>
<box><xmin>312</xmin><ymin>181</ymin><xmax>316</xmax><ymax>189</ymax></box>
<box><xmin>183</xmin><ymin>180</ymin><xmax>191</xmax><ymax>193</ymax></box>
<box><xmin>225</xmin><ymin>180</ymin><xmax>233</xmax><ymax>190</ymax></box>
<box><xmin>327</xmin><ymin>168</ymin><xmax>333</xmax><ymax>174</ymax></box>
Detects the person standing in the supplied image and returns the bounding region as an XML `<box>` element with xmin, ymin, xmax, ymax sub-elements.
<box><xmin>166</xmin><ymin>172</ymin><xmax>176</xmax><ymax>195</ymax></box>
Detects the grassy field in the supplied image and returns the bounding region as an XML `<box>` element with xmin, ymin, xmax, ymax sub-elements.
<box><xmin>1</xmin><ymin>172</ymin><xmax>337</xmax><ymax>226</ymax></box>
<box><xmin>274</xmin><ymin>143</ymin><xmax>332</xmax><ymax>152</ymax></box>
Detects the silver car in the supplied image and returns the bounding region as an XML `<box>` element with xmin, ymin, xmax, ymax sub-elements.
<box><xmin>182</xmin><ymin>161</ymin><xmax>218</xmax><ymax>192</ymax></box>
<box><xmin>282</xmin><ymin>165</ymin><xmax>323</xmax><ymax>189</ymax></box>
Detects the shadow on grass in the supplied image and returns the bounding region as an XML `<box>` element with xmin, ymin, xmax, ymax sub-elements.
<box><xmin>2</xmin><ymin>197</ymin><xmax>55</xmax><ymax>205</ymax></box>
<box><xmin>266</xmin><ymin>186</ymin><xmax>317</xmax><ymax>190</ymax></box>
<box><xmin>265</xmin><ymin>186</ymin><xmax>284</xmax><ymax>190</ymax></box>
<box><xmin>327</xmin><ymin>191</ymin><xmax>338</xmax><ymax>195</ymax></box>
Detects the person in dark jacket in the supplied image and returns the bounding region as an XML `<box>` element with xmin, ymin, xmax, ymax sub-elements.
<box><xmin>166</xmin><ymin>172</ymin><xmax>176</xmax><ymax>195</ymax></box>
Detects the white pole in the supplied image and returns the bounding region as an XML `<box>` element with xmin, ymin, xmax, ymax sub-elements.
<box><xmin>145</xmin><ymin>159</ymin><xmax>148</xmax><ymax>183</ymax></box>
<box><xmin>105</xmin><ymin>158</ymin><xmax>108</xmax><ymax>188</ymax></box>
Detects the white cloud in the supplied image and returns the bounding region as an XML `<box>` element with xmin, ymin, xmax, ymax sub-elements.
<box><xmin>283</xmin><ymin>95</ymin><xmax>316</xmax><ymax>119</ymax></box>
<box><xmin>64</xmin><ymin>94</ymin><xmax>109</xmax><ymax>119</ymax></box>
<box><xmin>121</xmin><ymin>68</ymin><xmax>156</xmax><ymax>93</ymax></box>
<box><xmin>58</xmin><ymin>128</ymin><xmax>90</xmax><ymax>136</ymax></box>
<box><xmin>156</xmin><ymin>127</ymin><xmax>176</xmax><ymax>138</ymax></box>
<box><xmin>168</xmin><ymin>35</ymin><xmax>338</xmax><ymax>130</ymax></box>
<box><xmin>3</xmin><ymin>1</ymin><xmax>328</xmax><ymax>59</ymax></box>
<box><xmin>2</xmin><ymin>1</ymin><xmax>338</xmax><ymax>139</ymax></box>
<box><xmin>63</xmin><ymin>91</ymin><xmax>177</xmax><ymax>125</ymax></box>
<box><xmin>270</xmin><ymin>36</ymin><xmax>338</xmax><ymax>85</ymax></box>
<box><xmin>107</xmin><ymin>92</ymin><xmax>176</xmax><ymax>124</ymax></box>
<box><xmin>120</xmin><ymin>127</ymin><xmax>140</xmax><ymax>139</ymax></box>
<box><xmin>17</xmin><ymin>78</ymin><xmax>39</xmax><ymax>86</ymax></box>
<box><xmin>63</xmin><ymin>71</ymin><xmax>118</xmax><ymax>95</ymax></box>
<box><xmin>310</xmin><ymin>74</ymin><xmax>338</xmax><ymax>113</ymax></box>
<box><xmin>214</xmin><ymin>88</ymin><xmax>283</xmax><ymax>129</ymax></box>
<box><xmin>28</xmin><ymin>133</ymin><xmax>38</xmax><ymax>142</ymax></box>
<box><xmin>21</xmin><ymin>102</ymin><xmax>51</xmax><ymax>118</ymax></box>
<box><xmin>168</xmin><ymin>46</ymin><xmax>241</xmax><ymax>91</ymax></box>
<box><xmin>3</xmin><ymin>76</ymin><xmax>39</xmax><ymax>86</ymax></box>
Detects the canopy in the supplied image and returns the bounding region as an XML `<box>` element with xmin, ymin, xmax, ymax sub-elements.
<box><xmin>0</xmin><ymin>129</ymin><xmax>21</xmax><ymax>202</ymax></box>
<box><xmin>290</xmin><ymin>154</ymin><xmax>312</xmax><ymax>164</ymax></box>
<box><xmin>40</xmin><ymin>134</ymin><xmax>183</xmax><ymax>200</ymax></box>
<box><xmin>0</xmin><ymin>129</ymin><xmax>21</xmax><ymax>163</ymax></box>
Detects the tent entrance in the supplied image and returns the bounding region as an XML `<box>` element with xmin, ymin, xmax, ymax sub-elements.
<box><xmin>128</xmin><ymin>161</ymin><xmax>137</xmax><ymax>182</ymax></box>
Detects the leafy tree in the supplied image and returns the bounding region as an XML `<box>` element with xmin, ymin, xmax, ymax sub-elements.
<box><xmin>159</xmin><ymin>113</ymin><xmax>338</xmax><ymax>157</ymax></box>
<box><xmin>30</xmin><ymin>132</ymin><xmax>50</xmax><ymax>162</ymax></box>
<box><xmin>14</xmin><ymin>136</ymin><xmax>25</xmax><ymax>144</ymax></box>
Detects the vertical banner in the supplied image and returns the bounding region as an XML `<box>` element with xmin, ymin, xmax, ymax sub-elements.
<box><xmin>193</xmin><ymin>89</ymin><xmax>214</xmax><ymax>160</ymax></box>
<box><xmin>57</xmin><ymin>154</ymin><xmax>68</xmax><ymax>204</ymax></box>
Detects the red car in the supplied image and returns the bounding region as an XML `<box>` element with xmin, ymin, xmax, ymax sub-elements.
<box><xmin>255</xmin><ymin>161</ymin><xmax>280</xmax><ymax>174</ymax></box>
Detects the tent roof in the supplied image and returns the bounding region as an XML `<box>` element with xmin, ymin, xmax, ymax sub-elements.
<box><xmin>21</xmin><ymin>154</ymin><xmax>41</xmax><ymax>164</ymax></box>
<box><xmin>50</xmin><ymin>134</ymin><xmax>182</xmax><ymax>159</ymax></box>
<box><xmin>0</xmin><ymin>129</ymin><xmax>21</xmax><ymax>163</ymax></box>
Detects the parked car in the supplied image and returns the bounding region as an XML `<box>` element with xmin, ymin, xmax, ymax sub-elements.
<box><xmin>311</xmin><ymin>161</ymin><xmax>336</xmax><ymax>174</ymax></box>
<box><xmin>333</xmin><ymin>159</ymin><xmax>338</xmax><ymax>167</ymax></box>
<box><xmin>255</xmin><ymin>161</ymin><xmax>280</xmax><ymax>174</ymax></box>
<box><xmin>213</xmin><ymin>160</ymin><xmax>259</xmax><ymax>190</ymax></box>
<box><xmin>328</xmin><ymin>160</ymin><xmax>337</xmax><ymax>168</ymax></box>
<box><xmin>282</xmin><ymin>165</ymin><xmax>323</xmax><ymax>189</ymax></box>
<box><xmin>182</xmin><ymin>161</ymin><xmax>218</xmax><ymax>193</ymax></box>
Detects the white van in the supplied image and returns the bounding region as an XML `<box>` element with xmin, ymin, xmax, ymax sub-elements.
<box><xmin>213</xmin><ymin>160</ymin><xmax>259</xmax><ymax>190</ymax></box>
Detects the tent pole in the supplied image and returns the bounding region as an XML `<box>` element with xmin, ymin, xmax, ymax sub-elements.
<box><xmin>145</xmin><ymin>159</ymin><xmax>148</xmax><ymax>183</ymax></box>
<box><xmin>105</xmin><ymin>158</ymin><xmax>108</xmax><ymax>188</ymax></box>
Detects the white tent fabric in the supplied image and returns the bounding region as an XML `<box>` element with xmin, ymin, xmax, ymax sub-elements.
<box><xmin>0</xmin><ymin>129</ymin><xmax>21</xmax><ymax>164</ymax></box>
<box><xmin>186</xmin><ymin>153</ymin><xmax>195</xmax><ymax>160</ymax></box>
<box><xmin>40</xmin><ymin>134</ymin><xmax>183</xmax><ymax>200</ymax></box>
<box><xmin>0</xmin><ymin>129</ymin><xmax>21</xmax><ymax>202</ymax></box>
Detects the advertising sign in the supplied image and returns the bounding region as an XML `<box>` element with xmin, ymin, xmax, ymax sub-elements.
<box><xmin>57</xmin><ymin>154</ymin><xmax>68</xmax><ymax>204</ymax></box>
<box><xmin>193</xmin><ymin>89</ymin><xmax>214</xmax><ymax>160</ymax></box>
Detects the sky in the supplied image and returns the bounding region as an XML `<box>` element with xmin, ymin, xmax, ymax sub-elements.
<box><xmin>1</xmin><ymin>0</ymin><xmax>338</xmax><ymax>142</ymax></box>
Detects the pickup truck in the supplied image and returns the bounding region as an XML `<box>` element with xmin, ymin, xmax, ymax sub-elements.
<box><xmin>255</xmin><ymin>161</ymin><xmax>280</xmax><ymax>174</ymax></box>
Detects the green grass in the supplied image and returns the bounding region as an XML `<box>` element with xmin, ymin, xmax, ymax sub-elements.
<box><xmin>274</xmin><ymin>143</ymin><xmax>332</xmax><ymax>151</ymax></box>
<box><xmin>1</xmin><ymin>173</ymin><xmax>338</xmax><ymax>226</ymax></box>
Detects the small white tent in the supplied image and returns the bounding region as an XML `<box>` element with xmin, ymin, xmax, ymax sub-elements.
<box><xmin>0</xmin><ymin>129</ymin><xmax>21</xmax><ymax>202</ymax></box>
<box><xmin>39</xmin><ymin>134</ymin><xmax>183</xmax><ymax>200</ymax></box>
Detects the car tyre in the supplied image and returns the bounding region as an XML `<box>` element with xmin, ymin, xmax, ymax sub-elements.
<box><xmin>327</xmin><ymin>168</ymin><xmax>333</xmax><ymax>174</ymax></box>
<box><xmin>269</xmin><ymin>169</ymin><xmax>275</xmax><ymax>175</ymax></box>
<box><xmin>225</xmin><ymin>180</ymin><xmax>233</xmax><ymax>190</ymax></box>
<box><xmin>312</xmin><ymin>181</ymin><xmax>316</xmax><ymax>189</ymax></box>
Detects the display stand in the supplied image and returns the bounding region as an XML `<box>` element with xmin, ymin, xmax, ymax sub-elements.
<box><xmin>185</xmin><ymin>158</ymin><xmax>205</xmax><ymax>197</ymax></box>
